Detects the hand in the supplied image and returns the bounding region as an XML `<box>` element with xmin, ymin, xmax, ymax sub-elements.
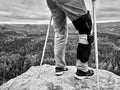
<box><xmin>92</xmin><ymin>0</ymin><xmax>96</xmax><ymax>2</ymax></box>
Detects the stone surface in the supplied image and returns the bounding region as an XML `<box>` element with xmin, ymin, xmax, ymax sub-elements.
<box><xmin>0</xmin><ymin>64</ymin><xmax>120</xmax><ymax>90</ymax></box>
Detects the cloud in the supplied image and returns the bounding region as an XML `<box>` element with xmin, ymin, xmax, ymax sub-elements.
<box><xmin>0</xmin><ymin>0</ymin><xmax>50</xmax><ymax>21</ymax></box>
<box><xmin>0</xmin><ymin>0</ymin><xmax>120</xmax><ymax>21</ymax></box>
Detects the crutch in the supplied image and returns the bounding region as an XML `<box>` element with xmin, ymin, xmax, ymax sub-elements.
<box><xmin>92</xmin><ymin>0</ymin><xmax>100</xmax><ymax>90</ymax></box>
<box><xmin>38</xmin><ymin>16</ymin><xmax>52</xmax><ymax>78</ymax></box>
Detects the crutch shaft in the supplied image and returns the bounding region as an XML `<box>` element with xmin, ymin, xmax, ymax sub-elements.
<box><xmin>38</xmin><ymin>16</ymin><xmax>52</xmax><ymax>78</ymax></box>
<box><xmin>92</xmin><ymin>1</ymin><xmax>100</xmax><ymax>90</ymax></box>
<box><xmin>40</xmin><ymin>16</ymin><xmax>52</xmax><ymax>67</ymax></box>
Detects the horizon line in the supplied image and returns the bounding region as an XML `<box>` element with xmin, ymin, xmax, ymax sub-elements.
<box><xmin>0</xmin><ymin>20</ymin><xmax>120</xmax><ymax>24</ymax></box>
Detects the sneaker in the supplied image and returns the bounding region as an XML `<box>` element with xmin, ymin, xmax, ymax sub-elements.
<box><xmin>55</xmin><ymin>67</ymin><xmax>68</xmax><ymax>76</ymax></box>
<box><xmin>74</xmin><ymin>69</ymin><xmax>94</xmax><ymax>80</ymax></box>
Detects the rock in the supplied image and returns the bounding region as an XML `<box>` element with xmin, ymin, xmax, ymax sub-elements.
<box><xmin>0</xmin><ymin>64</ymin><xmax>120</xmax><ymax>90</ymax></box>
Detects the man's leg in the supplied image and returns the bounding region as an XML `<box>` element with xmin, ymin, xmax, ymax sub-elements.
<box><xmin>54</xmin><ymin>0</ymin><xmax>94</xmax><ymax>79</ymax></box>
<box><xmin>73</xmin><ymin>12</ymin><xmax>94</xmax><ymax>79</ymax></box>
<box><xmin>46</xmin><ymin>0</ymin><xmax>68</xmax><ymax>75</ymax></box>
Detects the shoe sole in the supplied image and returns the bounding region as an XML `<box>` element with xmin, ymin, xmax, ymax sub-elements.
<box><xmin>74</xmin><ymin>74</ymin><xmax>94</xmax><ymax>80</ymax></box>
<box><xmin>55</xmin><ymin>71</ymin><xmax>64</xmax><ymax>76</ymax></box>
<box><xmin>55</xmin><ymin>68</ymin><xmax>69</xmax><ymax>76</ymax></box>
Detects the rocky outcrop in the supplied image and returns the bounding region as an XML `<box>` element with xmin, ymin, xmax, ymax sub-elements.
<box><xmin>0</xmin><ymin>64</ymin><xmax>120</xmax><ymax>90</ymax></box>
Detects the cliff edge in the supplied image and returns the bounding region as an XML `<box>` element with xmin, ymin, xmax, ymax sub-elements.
<box><xmin>0</xmin><ymin>64</ymin><xmax>120</xmax><ymax>90</ymax></box>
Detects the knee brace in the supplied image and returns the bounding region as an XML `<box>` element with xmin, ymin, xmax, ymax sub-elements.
<box><xmin>79</xmin><ymin>34</ymin><xmax>94</xmax><ymax>45</ymax></box>
<box><xmin>87</xmin><ymin>34</ymin><xmax>94</xmax><ymax>45</ymax></box>
<box><xmin>72</xmin><ymin>11</ymin><xmax>92</xmax><ymax>35</ymax></box>
<box><xmin>77</xmin><ymin>43</ymin><xmax>91</xmax><ymax>63</ymax></box>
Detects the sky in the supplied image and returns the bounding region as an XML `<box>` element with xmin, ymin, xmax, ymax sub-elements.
<box><xmin>0</xmin><ymin>0</ymin><xmax>120</xmax><ymax>22</ymax></box>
